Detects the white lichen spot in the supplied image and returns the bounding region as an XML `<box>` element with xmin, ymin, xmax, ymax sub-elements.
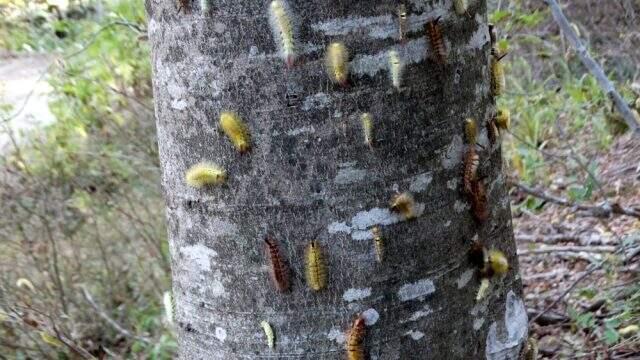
<box><xmin>207</xmin><ymin>217</ymin><xmax>238</xmax><ymax>237</ymax></box>
<box><xmin>180</xmin><ymin>244</ymin><xmax>217</xmax><ymax>272</ymax></box>
<box><xmin>302</xmin><ymin>92</ymin><xmax>331</xmax><ymax>111</ymax></box>
<box><xmin>352</xmin><ymin>230</ymin><xmax>373</xmax><ymax>241</ymax></box>
<box><xmin>343</xmin><ymin>288</ymin><xmax>372</xmax><ymax>302</ymax></box>
<box><xmin>352</xmin><ymin>208</ymin><xmax>401</xmax><ymax>230</ymax></box>
<box><xmin>361</xmin><ymin>308</ymin><xmax>380</xmax><ymax>326</ymax></box>
<box><xmin>454</xmin><ymin>200</ymin><xmax>469</xmax><ymax>213</ymax></box>
<box><xmin>335</xmin><ymin>167</ymin><xmax>369</xmax><ymax>185</ymax></box>
<box><xmin>208</xmin><ymin>270</ymin><xmax>226</xmax><ymax>297</ymax></box>
<box><xmin>409</xmin><ymin>172</ymin><xmax>433</xmax><ymax>193</ymax></box>
<box><xmin>465</xmin><ymin>23</ymin><xmax>490</xmax><ymax>51</ymax></box>
<box><xmin>327</xmin><ymin>327</ymin><xmax>346</xmax><ymax>344</ymax></box>
<box><xmin>441</xmin><ymin>135</ymin><xmax>464</xmax><ymax>170</ymax></box>
<box><xmin>351</xmin><ymin>38</ymin><xmax>427</xmax><ymax>78</ymax></box>
<box><xmin>485</xmin><ymin>291</ymin><xmax>528</xmax><ymax>360</ymax></box>
<box><xmin>328</xmin><ymin>221</ymin><xmax>351</xmax><ymax>234</ymax></box>
<box><xmin>215</xmin><ymin>327</ymin><xmax>227</xmax><ymax>342</ymax></box>
<box><xmin>401</xmin><ymin>305</ymin><xmax>433</xmax><ymax>323</ymax></box>
<box><xmin>405</xmin><ymin>330</ymin><xmax>425</xmax><ymax>340</ymax></box>
<box><xmin>286</xmin><ymin>125</ymin><xmax>316</xmax><ymax>136</ymax></box>
<box><xmin>474</xmin><ymin>317</ymin><xmax>485</xmax><ymax>331</ymax></box>
<box><xmin>171</xmin><ymin>99</ymin><xmax>187</xmax><ymax>110</ymax></box>
<box><xmin>444</xmin><ymin>220</ymin><xmax>452</xmax><ymax>227</ymax></box>
<box><xmin>397</xmin><ymin>279</ymin><xmax>435</xmax><ymax>302</ymax></box>
<box><xmin>457</xmin><ymin>269</ymin><xmax>475</xmax><ymax>289</ymax></box>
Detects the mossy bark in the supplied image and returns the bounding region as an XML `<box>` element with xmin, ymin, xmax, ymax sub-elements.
<box><xmin>147</xmin><ymin>0</ymin><xmax>526</xmax><ymax>358</ymax></box>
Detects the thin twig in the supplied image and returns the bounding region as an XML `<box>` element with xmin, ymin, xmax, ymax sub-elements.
<box><xmin>511</xmin><ymin>181</ymin><xmax>640</xmax><ymax>219</ymax></box>
<box><xmin>518</xmin><ymin>245</ymin><xmax>616</xmax><ymax>256</ymax></box>
<box><xmin>80</xmin><ymin>286</ymin><xmax>151</xmax><ymax>344</ymax></box>
<box><xmin>544</xmin><ymin>0</ymin><xmax>640</xmax><ymax>134</ymax></box>
<box><xmin>516</xmin><ymin>233</ymin><xmax>600</xmax><ymax>245</ymax></box>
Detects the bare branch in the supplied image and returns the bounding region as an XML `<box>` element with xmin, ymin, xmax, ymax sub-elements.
<box><xmin>544</xmin><ymin>0</ymin><xmax>640</xmax><ymax>134</ymax></box>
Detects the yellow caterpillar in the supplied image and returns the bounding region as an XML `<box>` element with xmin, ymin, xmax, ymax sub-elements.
<box><xmin>219</xmin><ymin>111</ymin><xmax>251</xmax><ymax>153</ymax></box>
<box><xmin>260</xmin><ymin>321</ymin><xmax>275</xmax><ymax>349</ymax></box>
<box><xmin>163</xmin><ymin>291</ymin><xmax>174</xmax><ymax>325</ymax></box>
<box><xmin>464</xmin><ymin>118</ymin><xmax>477</xmax><ymax>145</ymax></box>
<box><xmin>325</xmin><ymin>42</ymin><xmax>349</xmax><ymax>86</ymax></box>
<box><xmin>453</xmin><ymin>0</ymin><xmax>468</xmax><ymax>15</ymax></box>
<box><xmin>185</xmin><ymin>162</ymin><xmax>226</xmax><ymax>188</ymax></box>
<box><xmin>269</xmin><ymin>0</ymin><xmax>296</xmax><ymax>67</ymax></box>
<box><xmin>40</xmin><ymin>332</ymin><xmax>63</xmax><ymax>347</ymax></box>
<box><xmin>494</xmin><ymin>108</ymin><xmax>511</xmax><ymax>131</ymax></box>
<box><xmin>390</xmin><ymin>192</ymin><xmax>416</xmax><ymax>219</ymax></box>
<box><xmin>372</xmin><ymin>226</ymin><xmax>383</xmax><ymax>263</ymax></box>
<box><xmin>388</xmin><ymin>50</ymin><xmax>404</xmax><ymax>90</ymax></box>
<box><xmin>360</xmin><ymin>113</ymin><xmax>374</xmax><ymax>149</ymax></box>
<box><xmin>491</xmin><ymin>54</ymin><xmax>506</xmax><ymax>96</ymax></box>
<box><xmin>476</xmin><ymin>278</ymin><xmax>490</xmax><ymax>301</ymax></box>
<box><xmin>488</xmin><ymin>249</ymin><xmax>508</xmax><ymax>276</ymax></box>
<box><xmin>16</xmin><ymin>278</ymin><xmax>35</xmax><ymax>292</ymax></box>
<box><xmin>305</xmin><ymin>240</ymin><xmax>327</xmax><ymax>291</ymax></box>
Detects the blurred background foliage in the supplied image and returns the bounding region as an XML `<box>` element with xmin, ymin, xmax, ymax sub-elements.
<box><xmin>0</xmin><ymin>0</ymin><xmax>639</xmax><ymax>358</ymax></box>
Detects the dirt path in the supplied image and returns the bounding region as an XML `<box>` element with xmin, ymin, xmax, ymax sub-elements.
<box><xmin>0</xmin><ymin>53</ymin><xmax>56</xmax><ymax>149</ymax></box>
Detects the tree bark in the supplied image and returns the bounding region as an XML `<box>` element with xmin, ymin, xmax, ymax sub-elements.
<box><xmin>146</xmin><ymin>0</ymin><xmax>526</xmax><ymax>359</ymax></box>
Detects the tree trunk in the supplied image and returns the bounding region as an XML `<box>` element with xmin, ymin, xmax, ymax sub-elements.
<box><xmin>146</xmin><ymin>0</ymin><xmax>527</xmax><ymax>359</ymax></box>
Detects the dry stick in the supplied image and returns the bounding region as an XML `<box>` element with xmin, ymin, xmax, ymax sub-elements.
<box><xmin>80</xmin><ymin>286</ymin><xmax>151</xmax><ymax>344</ymax></box>
<box><xmin>516</xmin><ymin>233</ymin><xmax>594</xmax><ymax>245</ymax></box>
<box><xmin>511</xmin><ymin>181</ymin><xmax>640</xmax><ymax>219</ymax></box>
<box><xmin>518</xmin><ymin>245</ymin><xmax>615</xmax><ymax>255</ymax></box>
<box><xmin>544</xmin><ymin>0</ymin><xmax>640</xmax><ymax>134</ymax></box>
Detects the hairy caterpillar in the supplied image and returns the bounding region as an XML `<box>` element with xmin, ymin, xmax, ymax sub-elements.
<box><xmin>487</xmin><ymin>249</ymin><xmax>508</xmax><ymax>276</ymax></box>
<box><xmin>372</xmin><ymin>226</ymin><xmax>383</xmax><ymax>263</ymax></box>
<box><xmin>325</xmin><ymin>42</ymin><xmax>349</xmax><ymax>87</ymax></box>
<box><xmin>40</xmin><ymin>332</ymin><xmax>63</xmax><ymax>347</ymax></box>
<box><xmin>489</xmin><ymin>24</ymin><xmax>499</xmax><ymax>57</ymax></box>
<box><xmin>425</xmin><ymin>17</ymin><xmax>446</xmax><ymax>65</ymax></box>
<box><xmin>264</xmin><ymin>236</ymin><xmax>290</xmax><ymax>292</ymax></box>
<box><xmin>269</xmin><ymin>0</ymin><xmax>296</xmax><ymax>68</ymax></box>
<box><xmin>487</xmin><ymin>119</ymin><xmax>499</xmax><ymax>145</ymax></box>
<box><xmin>398</xmin><ymin>4</ymin><xmax>408</xmax><ymax>43</ymax></box>
<box><xmin>360</xmin><ymin>113</ymin><xmax>374</xmax><ymax>149</ymax></box>
<box><xmin>346</xmin><ymin>316</ymin><xmax>366</xmax><ymax>360</ymax></box>
<box><xmin>470</xmin><ymin>242</ymin><xmax>508</xmax><ymax>277</ymax></box>
<box><xmin>465</xmin><ymin>118</ymin><xmax>477</xmax><ymax>145</ymax></box>
<box><xmin>388</xmin><ymin>50</ymin><xmax>404</xmax><ymax>90</ymax></box>
<box><xmin>523</xmin><ymin>337</ymin><xmax>539</xmax><ymax>360</ymax></box>
<box><xmin>491</xmin><ymin>53</ymin><xmax>507</xmax><ymax>96</ymax></box>
<box><xmin>219</xmin><ymin>111</ymin><xmax>251</xmax><ymax>153</ymax></box>
<box><xmin>260</xmin><ymin>321</ymin><xmax>275</xmax><ymax>349</ymax></box>
<box><xmin>463</xmin><ymin>146</ymin><xmax>479</xmax><ymax>194</ymax></box>
<box><xmin>177</xmin><ymin>0</ymin><xmax>191</xmax><ymax>13</ymax></box>
<box><xmin>163</xmin><ymin>291</ymin><xmax>174</xmax><ymax>325</ymax></box>
<box><xmin>469</xmin><ymin>179</ymin><xmax>489</xmax><ymax>222</ymax></box>
<box><xmin>16</xmin><ymin>278</ymin><xmax>35</xmax><ymax>292</ymax></box>
<box><xmin>305</xmin><ymin>240</ymin><xmax>327</xmax><ymax>291</ymax></box>
<box><xmin>494</xmin><ymin>108</ymin><xmax>511</xmax><ymax>130</ymax></box>
<box><xmin>453</xmin><ymin>0</ymin><xmax>468</xmax><ymax>16</ymax></box>
<box><xmin>476</xmin><ymin>278</ymin><xmax>490</xmax><ymax>301</ymax></box>
<box><xmin>185</xmin><ymin>162</ymin><xmax>226</xmax><ymax>188</ymax></box>
<box><xmin>200</xmin><ymin>0</ymin><xmax>212</xmax><ymax>14</ymax></box>
<box><xmin>390</xmin><ymin>192</ymin><xmax>416</xmax><ymax>220</ymax></box>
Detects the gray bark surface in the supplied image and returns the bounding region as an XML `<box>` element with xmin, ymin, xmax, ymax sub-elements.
<box><xmin>147</xmin><ymin>0</ymin><xmax>526</xmax><ymax>358</ymax></box>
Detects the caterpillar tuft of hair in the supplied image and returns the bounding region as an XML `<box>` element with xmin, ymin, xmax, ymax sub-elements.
<box><xmin>264</xmin><ymin>236</ymin><xmax>290</xmax><ymax>292</ymax></box>
<box><xmin>269</xmin><ymin>0</ymin><xmax>297</xmax><ymax>68</ymax></box>
<box><xmin>219</xmin><ymin>111</ymin><xmax>251</xmax><ymax>153</ymax></box>
<box><xmin>325</xmin><ymin>42</ymin><xmax>349</xmax><ymax>87</ymax></box>
<box><xmin>388</xmin><ymin>50</ymin><xmax>404</xmax><ymax>90</ymax></box>
<box><xmin>305</xmin><ymin>240</ymin><xmax>327</xmax><ymax>291</ymax></box>
<box><xmin>425</xmin><ymin>17</ymin><xmax>446</xmax><ymax>65</ymax></box>
<box><xmin>346</xmin><ymin>316</ymin><xmax>366</xmax><ymax>360</ymax></box>
<box><xmin>185</xmin><ymin>162</ymin><xmax>226</xmax><ymax>188</ymax></box>
<box><xmin>389</xmin><ymin>192</ymin><xmax>416</xmax><ymax>220</ymax></box>
<box><xmin>360</xmin><ymin>113</ymin><xmax>374</xmax><ymax>149</ymax></box>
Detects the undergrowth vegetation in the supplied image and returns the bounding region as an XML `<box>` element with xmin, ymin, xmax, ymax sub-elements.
<box><xmin>0</xmin><ymin>0</ymin><xmax>638</xmax><ymax>358</ymax></box>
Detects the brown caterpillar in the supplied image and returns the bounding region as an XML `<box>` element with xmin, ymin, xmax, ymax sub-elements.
<box><xmin>346</xmin><ymin>316</ymin><xmax>366</xmax><ymax>360</ymax></box>
<box><xmin>469</xmin><ymin>179</ymin><xmax>488</xmax><ymax>222</ymax></box>
<box><xmin>487</xmin><ymin>119</ymin><xmax>499</xmax><ymax>145</ymax></box>
<box><xmin>425</xmin><ymin>17</ymin><xmax>446</xmax><ymax>65</ymax></box>
<box><xmin>398</xmin><ymin>4</ymin><xmax>408</xmax><ymax>43</ymax></box>
<box><xmin>264</xmin><ymin>237</ymin><xmax>290</xmax><ymax>292</ymax></box>
<box><xmin>463</xmin><ymin>146</ymin><xmax>479</xmax><ymax>194</ymax></box>
<box><xmin>177</xmin><ymin>0</ymin><xmax>191</xmax><ymax>13</ymax></box>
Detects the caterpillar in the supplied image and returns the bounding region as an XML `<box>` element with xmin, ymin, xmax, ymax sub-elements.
<box><xmin>200</xmin><ymin>0</ymin><xmax>212</xmax><ymax>14</ymax></box>
<box><xmin>453</xmin><ymin>0</ymin><xmax>468</xmax><ymax>16</ymax></box>
<box><xmin>163</xmin><ymin>291</ymin><xmax>174</xmax><ymax>325</ymax></box>
<box><xmin>346</xmin><ymin>316</ymin><xmax>366</xmax><ymax>360</ymax></box>
<box><xmin>388</xmin><ymin>50</ymin><xmax>404</xmax><ymax>90</ymax></box>
<box><xmin>398</xmin><ymin>4</ymin><xmax>408</xmax><ymax>43</ymax></box>
<box><xmin>489</xmin><ymin>24</ymin><xmax>499</xmax><ymax>57</ymax></box>
<box><xmin>325</xmin><ymin>42</ymin><xmax>349</xmax><ymax>87</ymax></box>
<box><xmin>390</xmin><ymin>192</ymin><xmax>416</xmax><ymax>220</ymax></box>
<box><xmin>16</xmin><ymin>278</ymin><xmax>35</xmax><ymax>292</ymax></box>
<box><xmin>463</xmin><ymin>146</ymin><xmax>479</xmax><ymax>194</ymax></box>
<box><xmin>487</xmin><ymin>249</ymin><xmax>508</xmax><ymax>276</ymax></box>
<box><xmin>260</xmin><ymin>321</ymin><xmax>275</xmax><ymax>349</ymax></box>
<box><xmin>464</xmin><ymin>118</ymin><xmax>477</xmax><ymax>145</ymax></box>
<box><xmin>360</xmin><ymin>113</ymin><xmax>374</xmax><ymax>149</ymax></box>
<box><xmin>185</xmin><ymin>162</ymin><xmax>226</xmax><ymax>188</ymax></box>
<box><xmin>264</xmin><ymin>236</ymin><xmax>290</xmax><ymax>292</ymax></box>
<box><xmin>177</xmin><ymin>0</ymin><xmax>191</xmax><ymax>13</ymax></box>
<box><xmin>469</xmin><ymin>179</ymin><xmax>489</xmax><ymax>222</ymax></box>
<box><xmin>470</xmin><ymin>243</ymin><xmax>508</xmax><ymax>278</ymax></box>
<box><xmin>523</xmin><ymin>337</ymin><xmax>539</xmax><ymax>360</ymax></box>
<box><xmin>305</xmin><ymin>240</ymin><xmax>327</xmax><ymax>291</ymax></box>
<box><xmin>372</xmin><ymin>226</ymin><xmax>383</xmax><ymax>263</ymax></box>
<box><xmin>425</xmin><ymin>17</ymin><xmax>446</xmax><ymax>65</ymax></box>
<box><xmin>494</xmin><ymin>108</ymin><xmax>511</xmax><ymax>131</ymax></box>
<box><xmin>491</xmin><ymin>53</ymin><xmax>507</xmax><ymax>96</ymax></box>
<box><xmin>219</xmin><ymin>111</ymin><xmax>251</xmax><ymax>153</ymax></box>
<box><xmin>40</xmin><ymin>332</ymin><xmax>63</xmax><ymax>347</ymax></box>
<box><xmin>487</xmin><ymin>118</ymin><xmax>499</xmax><ymax>145</ymax></box>
<box><xmin>269</xmin><ymin>0</ymin><xmax>296</xmax><ymax>68</ymax></box>
<box><xmin>476</xmin><ymin>278</ymin><xmax>490</xmax><ymax>301</ymax></box>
